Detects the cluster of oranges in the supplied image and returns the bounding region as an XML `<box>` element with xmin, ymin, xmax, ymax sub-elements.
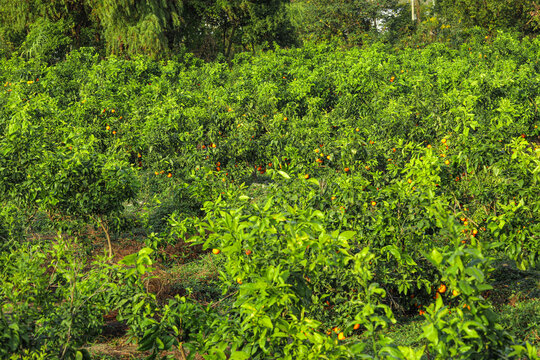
<box><xmin>201</xmin><ymin>143</ymin><xmax>217</xmax><ymax>150</ymax></box>
<box><xmin>154</xmin><ymin>170</ymin><xmax>172</xmax><ymax>178</ymax></box>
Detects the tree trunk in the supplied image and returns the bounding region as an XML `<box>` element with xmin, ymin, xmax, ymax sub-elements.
<box><xmin>225</xmin><ymin>24</ymin><xmax>237</xmax><ymax>60</ymax></box>
<box><xmin>96</xmin><ymin>215</ymin><xmax>113</xmax><ymax>259</ymax></box>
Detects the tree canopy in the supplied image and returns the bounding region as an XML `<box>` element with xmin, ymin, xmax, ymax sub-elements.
<box><xmin>1</xmin><ymin>0</ymin><xmax>540</xmax><ymax>61</ymax></box>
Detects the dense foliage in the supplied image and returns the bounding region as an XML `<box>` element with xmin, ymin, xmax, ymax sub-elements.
<box><xmin>1</xmin><ymin>29</ymin><xmax>539</xmax><ymax>358</ymax></box>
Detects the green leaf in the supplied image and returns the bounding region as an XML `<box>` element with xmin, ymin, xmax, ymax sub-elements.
<box><xmin>277</xmin><ymin>170</ymin><xmax>290</xmax><ymax>179</ymax></box>
<box><xmin>430</xmin><ymin>249</ymin><xmax>443</xmax><ymax>266</ymax></box>
<box><xmin>229</xmin><ymin>351</ymin><xmax>250</xmax><ymax>360</ymax></box>
<box><xmin>422</xmin><ymin>323</ymin><xmax>439</xmax><ymax>343</ymax></box>
<box><xmin>259</xmin><ymin>316</ymin><xmax>273</xmax><ymax>329</ymax></box>
<box><xmin>338</xmin><ymin>231</ymin><xmax>356</xmax><ymax>242</ymax></box>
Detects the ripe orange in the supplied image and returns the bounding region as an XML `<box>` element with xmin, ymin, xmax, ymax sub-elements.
<box><xmin>212</xmin><ymin>249</ymin><xmax>220</xmax><ymax>255</ymax></box>
<box><xmin>167</xmin><ymin>173</ymin><xmax>172</xmax><ymax>178</ymax></box>
<box><xmin>344</xmin><ymin>167</ymin><xmax>350</xmax><ymax>172</ymax></box>
<box><xmin>441</xmin><ymin>138</ymin><xmax>447</xmax><ymax>144</ymax></box>
<box><xmin>112</xmin><ymin>131</ymin><xmax>116</xmax><ymax>135</ymax></box>
<box><xmin>304</xmin><ymin>174</ymin><xmax>309</xmax><ymax>179</ymax></box>
<box><xmin>106</xmin><ymin>125</ymin><xmax>110</xmax><ymax>130</ymax></box>
<box><xmin>408</xmin><ymin>179</ymin><xmax>412</xmax><ymax>184</ymax></box>
<box><xmin>438</xmin><ymin>284</ymin><xmax>447</xmax><ymax>293</ymax></box>
<box><xmin>353</xmin><ymin>324</ymin><xmax>360</xmax><ymax>330</ymax></box>
<box><xmin>371</xmin><ymin>201</ymin><xmax>377</xmax><ymax>206</ymax></box>
<box><xmin>337</xmin><ymin>332</ymin><xmax>345</xmax><ymax>340</ymax></box>
<box><xmin>236</xmin><ymin>278</ymin><xmax>242</xmax><ymax>285</ymax></box>
<box><xmin>452</xmin><ymin>289</ymin><xmax>459</xmax><ymax>297</ymax></box>
<box><xmin>472</xmin><ymin>229</ymin><xmax>478</xmax><ymax>235</ymax></box>
<box><xmin>445</xmin><ymin>160</ymin><xmax>450</xmax><ymax>165</ymax></box>
<box><xmin>211</xmin><ymin>143</ymin><xmax>216</xmax><ymax>148</ymax></box>
<box><xmin>245</xmin><ymin>250</ymin><xmax>252</xmax><ymax>256</ymax></box>
<box><xmin>111</xmin><ymin>109</ymin><xmax>115</xmax><ymax>113</ymax></box>
<box><xmin>331</xmin><ymin>196</ymin><xmax>336</xmax><ymax>201</ymax></box>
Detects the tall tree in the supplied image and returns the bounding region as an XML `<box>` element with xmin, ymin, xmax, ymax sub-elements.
<box><xmin>293</xmin><ymin>0</ymin><xmax>406</xmax><ymax>46</ymax></box>
<box><xmin>434</xmin><ymin>0</ymin><xmax>539</xmax><ymax>34</ymax></box>
<box><xmin>91</xmin><ymin>0</ymin><xmax>184</xmax><ymax>57</ymax></box>
<box><xmin>0</xmin><ymin>0</ymin><xmax>94</xmax><ymax>52</ymax></box>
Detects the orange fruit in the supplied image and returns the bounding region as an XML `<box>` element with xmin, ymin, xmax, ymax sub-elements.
<box><xmin>284</xmin><ymin>117</ymin><xmax>288</xmax><ymax>121</ymax></box>
<box><xmin>167</xmin><ymin>173</ymin><xmax>172</xmax><ymax>178</ymax></box>
<box><xmin>353</xmin><ymin>324</ymin><xmax>360</xmax><ymax>330</ymax></box>
<box><xmin>338</xmin><ymin>332</ymin><xmax>345</xmax><ymax>340</ymax></box>
<box><xmin>441</xmin><ymin>138</ymin><xmax>447</xmax><ymax>144</ymax></box>
<box><xmin>445</xmin><ymin>160</ymin><xmax>450</xmax><ymax>165</ymax></box>
<box><xmin>344</xmin><ymin>167</ymin><xmax>350</xmax><ymax>172</ymax></box>
<box><xmin>112</xmin><ymin>131</ymin><xmax>116</xmax><ymax>135</ymax></box>
<box><xmin>472</xmin><ymin>229</ymin><xmax>478</xmax><ymax>235</ymax></box>
<box><xmin>236</xmin><ymin>278</ymin><xmax>243</xmax><ymax>285</ymax></box>
<box><xmin>211</xmin><ymin>143</ymin><xmax>216</xmax><ymax>148</ymax></box>
<box><xmin>438</xmin><ymin>284</ymin><xmax>447</xmax><ymax>293</ymax></box>
<box><xmin>408</xmin><ymin>179</ymin><xmax>412</xmax><ymax>184</ymax></box>
<box><xmin>452</xmin><ymin>289</ymin><xmax>459</xmax><ymax>296</ymax></box>
<box><xmin>304</xmin><ymin>174</ymin><xmax>310</xmax><ymax>179</ymax></box>
<box><xmin>111</xmin><ymin>109</ymin><xmax>115</xmax><ymax>113</ymax></box>
<box><xmin>331</xmin><ymin>196</ymin><xmax>336</xmax><ymax>201</ymax></box>
<box><xmin>106</xmin><ymin>125</ymin><xmax>110</xmax><ymax>130</ymax></box>
<box><xmin>212</xmin><ymin>249</ymin><xmax>220</xmax><ymax>255</ymax></box>
<box><xmin>371</xmin><ymin>201</ymin><xmax>377</xmax><ymax>206</ymax></box>
<box><xmin>245</xmin><ymin>250</ymin><xmax>252</xmax><ymax>256</ymax></box>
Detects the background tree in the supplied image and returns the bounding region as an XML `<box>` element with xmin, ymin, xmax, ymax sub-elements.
<box><xmin>90</xmin><ymin>0</ymin><xmax>184</xmax><ymax>57</ymax></box>
<box><xmin>291</xmin><ymin>0</ymin><xmax>409</xmax><ymax>46</ymax></box>
<box><xmin>434</xmin><ymin>0</ymin><xmax>540</xmax><ymax>34</ymax></box>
